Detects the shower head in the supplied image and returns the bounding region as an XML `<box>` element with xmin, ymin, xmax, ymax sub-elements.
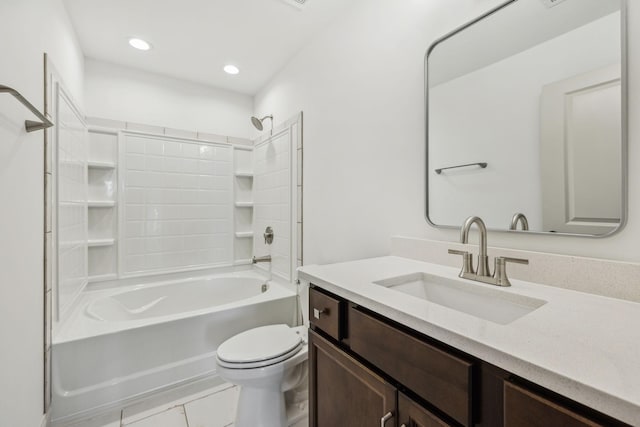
<box><xmin>251</xmin><ymin>115</ymin><xmax>273</xmax><ymax>131</ymax></box>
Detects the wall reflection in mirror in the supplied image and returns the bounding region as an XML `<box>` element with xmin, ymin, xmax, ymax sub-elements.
<box><xmin>426</xmin><ymin>0</ymin><xmax>626</xmax><ymax>236</ymax></box>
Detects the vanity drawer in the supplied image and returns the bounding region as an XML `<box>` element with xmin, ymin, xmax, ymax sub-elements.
<box><xmin>504</xmin><ymin>382</ymin><xmax>606</xmax><ymax>427</ymax></box>
<box><xmin>348</xmin><ymin>306</ymin><xmax>474</xmax><ymax>427</ymax></box>
<box><xmin>309</xmin><ymin>287</ymin><xmax>342</xmax><ymax>341</ymax></box>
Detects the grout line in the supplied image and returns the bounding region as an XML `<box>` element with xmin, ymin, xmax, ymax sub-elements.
<box><xmin>181</xmin><ymin>404</ymin><xmax>189</xmax><ymax>427</ymax></box>
<box><xmin>122</xmin><ymin>403</ymin><xmax>184</xmax><ymax>426</ymax></box>
<box><xmin>184</xmin><ymin>405</ymin><xmax>191</xmax><ymax>427</ymax></box>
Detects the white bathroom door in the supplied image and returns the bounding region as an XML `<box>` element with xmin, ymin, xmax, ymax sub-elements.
<box><xmin>540</xmin><ymin>64</ymin><xmax>622</xmax><ymax>235</ymax></box>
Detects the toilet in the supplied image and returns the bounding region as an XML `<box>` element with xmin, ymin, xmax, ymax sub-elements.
<box><xmin>215</xmin><ymin>324</ymin><xmax>309</xmax><ymax>427</ymax></box>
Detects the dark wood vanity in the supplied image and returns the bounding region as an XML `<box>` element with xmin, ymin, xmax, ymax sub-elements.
<box><xmin>308</xmin><ymin>285</ymin><xmax>629</xmax><ymax>427</ymax></box>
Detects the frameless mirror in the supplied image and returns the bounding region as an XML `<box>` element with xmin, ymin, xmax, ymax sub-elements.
<box><xmin>426</xmin><ymin>0</ymin><xmax>626</xmax><ymax>236</ymax></box>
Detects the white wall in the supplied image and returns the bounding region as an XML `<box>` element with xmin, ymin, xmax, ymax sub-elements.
<box><xmin>0</xmin><ymin>0</ymin><xmax>84</xmax><ymax>425</ymax></box>
<box><xmin>254</xmin><ymin>0</ymin><xmax>640</xmax><ymax>264</ymax></box>
<box><xmin>84</xmin><ymin>59</ymin><xmax>254</xmax><ymax>139</ymax></box>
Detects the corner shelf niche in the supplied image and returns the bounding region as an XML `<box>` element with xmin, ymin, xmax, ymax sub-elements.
<box><xmin>233</xmin><ymin>146</ymin><xmax>254</xmax><ymax>263</ymax></box>
<box><xmin>87</xmin><ymin>128</ymin><xmax>118</xmax><ymax>282</ymax></box>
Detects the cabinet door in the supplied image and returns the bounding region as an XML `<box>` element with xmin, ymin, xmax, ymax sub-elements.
<box><xmin>349</xmin><ymin>306</ymin><xmax>474</xmax><ymax>426</ymax></box>
<box><xmin>504</xmin><ymin>382</ymin><xmax>605</xmax><ymax>427</ymax></box>
<box><xmin>309</xmin><ymin>330</ymin><xmax>397</xmax><ymax>427</ymax></box>
<box><xmin>398</xmin><ymin>393</ymin><xmax>452</xmax><ymax>427</ymax></box>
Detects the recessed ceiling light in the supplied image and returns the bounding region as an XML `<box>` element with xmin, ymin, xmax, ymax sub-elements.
<box><xmin>224</xmin><ymin>65</ymin><xmax>240</xmax><ymax>75</ymax></box>
<box><xmin>129</xmin><ymin>38</ymin><xmax>151</xmax><ymax>51</ymax></box>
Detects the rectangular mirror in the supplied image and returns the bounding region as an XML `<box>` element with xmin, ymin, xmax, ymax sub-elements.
<box><xmin>426</xmin><ymin>0</ymin><xmax>626</xmax><ymax>236</ymax></box>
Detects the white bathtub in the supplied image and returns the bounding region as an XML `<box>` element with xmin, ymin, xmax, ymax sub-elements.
<box><xmin>51</xmin><ymin>271</ymin><xmax>297</xmax><ymax>422</ymax></box>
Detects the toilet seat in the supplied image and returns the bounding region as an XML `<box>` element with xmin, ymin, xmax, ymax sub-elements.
<box><xmin>216</xmin><ymin>324</ymin><xmax>304</xmax><ymax>369</ymax></box>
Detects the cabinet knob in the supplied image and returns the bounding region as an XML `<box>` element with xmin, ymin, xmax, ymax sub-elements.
<box><xmin>380</xmin><ymin>411</ymin><xmax>393</xmax><ymax>427</ymax></box>
<box><xmin>313</xmin><ymin>308</ymin><xmax>327</xmax><ymax>319</ymax></box>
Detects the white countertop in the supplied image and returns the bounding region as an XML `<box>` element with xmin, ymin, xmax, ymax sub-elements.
<box><xmin>298</xmin><ymin>256</ymin><xmax>640</xmax><ymax>425</ymax></box>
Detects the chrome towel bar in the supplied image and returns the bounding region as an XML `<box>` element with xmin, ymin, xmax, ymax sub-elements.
<box><xmin>0</xmin><ymin>84</ymin><xmax>54</xmax><ymax>133</ymax></box>
<box><xmin>435</xmin><ymin>162</ymin><xmax>487</xmax><ymax>174</ymax></box>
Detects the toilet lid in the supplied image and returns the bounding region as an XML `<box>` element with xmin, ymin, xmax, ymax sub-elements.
<box><xmin>217</xmin><ymin>324</ymin><xmax>303</xmax><ymax>364</ymax></box>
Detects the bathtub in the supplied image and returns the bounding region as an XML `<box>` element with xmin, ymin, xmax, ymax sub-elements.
<box><xmin>51</xmin><ymin>270</ymin><xmax>297</xmax><ymax>422</ymax></box>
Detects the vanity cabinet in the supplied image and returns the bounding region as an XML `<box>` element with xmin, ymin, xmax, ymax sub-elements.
<box><xmin>349</xmin><ymin>305</ymin><xmax>473</xmax><ymax>426</ymax></box>
<box><xmin>309</xmin><ymin>330</ymin><xmax>396</xmax><ymax>426</ymax></box>
<box><xmin>503</xmin><ymin>382</ymin><xmax>607</xmax><ymax>427</ymax></box>
<box><xmin>309</xmin><ymin>286</ymin><xmax>629</xmax><ymax>427</ymax></box>
<box><xmin>309</xmin><ymin>330</ymin><xmax>451</xmax><ymax>427</ymax></box>
<box><xmin>399</xmin><ymin>392</ymin><xmax>451</xmax><ymax>427</ymax></box>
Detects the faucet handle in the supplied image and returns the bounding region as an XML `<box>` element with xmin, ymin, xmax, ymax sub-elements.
<box><xmin>448</xmin><ymin>249</ymin><xmax>474</xmax><ymax>275</ymax></box>
<box><xmin>447</xmin><ymin>249</ymin><xmax>466</xmax><ymax>255</ymax></box>
<box><xmin>500</xmin><ymin>256</ymin><xmax>529</xmax><ymax>265</ymax></box>
<box><xmin>493</xmin><ymin>256</ymin><xmax>529</xmax><ymax>287</ymax></box>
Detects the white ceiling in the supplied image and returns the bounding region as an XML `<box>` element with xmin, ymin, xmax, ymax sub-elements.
<box><xmin>63</xmin><ymin>0</ymin><xmax>350</xmax><ymax>95</ymax></box>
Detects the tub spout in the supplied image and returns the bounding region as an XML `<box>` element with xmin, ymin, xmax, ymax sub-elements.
<box><xmin>252</xmin><ymin>255</ymin><xmax>271</xmax><ymax>264</ymax></box>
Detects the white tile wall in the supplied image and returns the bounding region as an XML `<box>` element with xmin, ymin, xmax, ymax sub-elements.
<box><xmin>56</xmin><ymin>87</ymin><xmax>88</xmax><ymax>316</ymax></box>
<box><xmin>121</xmin><ymin>134</ymin><xmax>233</xmax><ymax>275</ymax></box>
<box><xmin>88</xmin><ymin>131</ymin><xmax>118</xmax><ymax>164</ymax></box>
<box><xmin>253</xmin><ymin>131</ymin><xmax>292</xmax><ymax>281</ymax></box>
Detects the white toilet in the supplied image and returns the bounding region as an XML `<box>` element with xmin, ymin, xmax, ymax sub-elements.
<box><xmin>215</xmin><ymin>324</ymin><xmax>309</xmax><ymax>427</ymax></box>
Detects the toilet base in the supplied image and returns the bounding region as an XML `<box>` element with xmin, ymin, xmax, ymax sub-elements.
<box><xmin>235</xmin><ymin>386</ymin><xmax>287</xmax><ymax>427</ymax></box>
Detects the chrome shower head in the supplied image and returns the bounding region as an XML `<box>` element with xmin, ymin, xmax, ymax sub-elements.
<box><xmin>251</xmin><ymin>115</ymin><xmax>273</xmax><ymax>131</ymax></box>
<box><xmin>251</xmin><ymin>116</ymin><xmax>263</xmax><ymax>131</ymax></box>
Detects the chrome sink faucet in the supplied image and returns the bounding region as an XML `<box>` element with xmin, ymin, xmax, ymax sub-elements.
<box><xmin>449</xmin><ymin>216</ymin><xmax>528</xmax><ymax>287</ymax></box>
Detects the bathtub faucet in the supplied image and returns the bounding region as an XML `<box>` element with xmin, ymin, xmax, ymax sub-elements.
<box><xmin>252</xmin><ymin>255</ymin><xmax>271</xmax><ymax>264</ymax></box>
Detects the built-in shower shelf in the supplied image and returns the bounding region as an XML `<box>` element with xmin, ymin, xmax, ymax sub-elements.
<box><xmin>88</xmin><ymin>239</ymin><xmax>115</xmax><ymax>247</ymax></box>
<box><xmin>234</xmin><ymin>201</ymin><xmax>253</xmax><ymax>208</ymax></box>
<box><xmin>59</xmin><ymin>200</ymin><xmax>86</xmax><ymax>206</ymax></box>
<box><xmin>59</xmin><ymin>240</ymin><xmax>85</xmax><ymax>250</ymax></box>
<box><xmin>88</xmin><ymin>200</ymin><xmax>116</xmax><ymax>208</ymax></box>
<box><xmin>88</xmin><ymin>273</ymin><xmax>118</xmax><ymax>283</ymax></box>
<box><xmin>88</xmin><ymin>161</ymin><xmax>116</xmax><ymax>169</ymax></box>
<box><xmin>234</xmin><ymin>231</ymin><xmax>254</xmax><ymax>238</ymax></box>
<box><xmin>234</xmin><ymin>171</ymin><xmax>253</xmax><ymax>178</ymax></box>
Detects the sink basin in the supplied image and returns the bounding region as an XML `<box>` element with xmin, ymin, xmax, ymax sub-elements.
<box><xmin>373</xmin><ymin>272</ymin><xmax>546</xmax><ymax>325</ymax></box>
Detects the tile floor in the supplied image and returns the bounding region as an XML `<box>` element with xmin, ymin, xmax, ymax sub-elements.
<box><xmin>54</xmin><ymin>382</ymin><xmax>308</xmax><ymax>427</ymax></box>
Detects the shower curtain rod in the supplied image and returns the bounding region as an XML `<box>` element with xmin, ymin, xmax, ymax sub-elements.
<box><xmin>0</xmin><ymin>84</ymin><xmax>54</xmax><ymax>133</ymax></box>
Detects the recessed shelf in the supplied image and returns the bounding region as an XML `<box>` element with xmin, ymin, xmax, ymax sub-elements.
<box><xmin>88</xmin><ymin>201</ymin><xmax>116</xmax><ymax>208</ymax></box>
<box><xmin>234</xmin><ymin>201</ymin><xmax>253</xmax><ymax>208</ymax></box>
<box><xmin>59</xmin><ymin>159</ymin><xmax>85</xmax><ymax>167</ymax></box>
<box><xmin>88</xmin><ymin>273</ymin><xmax>118</xmax><ymax>283</ymax></box>
<box><xmin>235</xmin><ymin>171</ymin><xmax>254</xmax><ymax>178</ymax></box>
<box><xmin>59</xmin><ymin>240</ymin><xmax>85</xmax><ymax>250</ymax></box>
<box><xmin>88</xmin><ymin>239</ymin><xmax>115</xmax><ymax>247</ymax></box>
<box><xmin>59</xmin><ymin>201</ymin><xmax>86</xmax><ymax>207</ymax></box>
<box><xmin>88</xmin><ymin>161</ymin><xmax>116</xmax><ymax>169</ymax></box>
<box><xmin>235</xmin><ymin>231</ymin><xmax>254</xmax><ymax>238</ymax></box>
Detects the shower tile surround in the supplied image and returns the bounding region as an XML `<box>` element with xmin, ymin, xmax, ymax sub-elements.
<box><xmin>252</xmin><ymin>113</ymin><xmax>304</xmax><ymax>282</ymax></box>
<box><xmin>121</xmin><ymin>133</ymin><xmax>234</xmax><ymax>275</ymax></box>
<box><xmin>48</xmin><ymin>115</ymin><xmax>306</xmax><ymax>424</ymax></box>
<box><xmin>56</xmin><ymin>89</ymin><xmax>89</xmax><ymax>316</ymax></box>
<box><xmin>253</xmin><ymin>132</ymin><xmax>291</xmax><ymax>279</ymax></box>
<box><xmin>79</xmin><ymin>116</ymin><xmax>257</xmax><ymax>283</ymax></box>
